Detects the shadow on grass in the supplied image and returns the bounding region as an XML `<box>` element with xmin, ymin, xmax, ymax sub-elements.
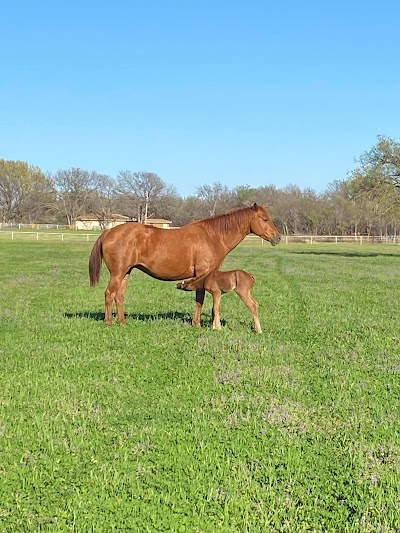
<box><xmin>290</xmin><ymin>250</ymin><xmax>400</xmax><ymax>258</ymax></box>
<box><xmin>64</xmin><ymin>310</ymin><xmax>194</xmax><ymax>323</ymax></box>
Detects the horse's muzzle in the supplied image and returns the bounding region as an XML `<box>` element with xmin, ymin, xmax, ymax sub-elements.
<box><xmin>270</xmin><ymin>235</ymin><xmax>281</xmax><ymax>246</ymax></box>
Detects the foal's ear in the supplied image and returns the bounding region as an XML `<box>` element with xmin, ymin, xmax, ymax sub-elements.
<box><xmin>252</xmin><ymin>203</ymin><xmax>259</xmax><ymax>211</ymax></box>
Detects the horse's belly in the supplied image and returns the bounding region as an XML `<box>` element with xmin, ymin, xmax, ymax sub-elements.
<box><xmin>136</xmin><ymin>261</ymin><xmax>194</xmax><ymax>281</ymax></box>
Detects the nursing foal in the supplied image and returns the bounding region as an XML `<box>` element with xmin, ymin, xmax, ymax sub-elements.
<box><xmin>177</xmin><ymin>270</ymin><xmax>262</xmax><ymax>333</ymax></box>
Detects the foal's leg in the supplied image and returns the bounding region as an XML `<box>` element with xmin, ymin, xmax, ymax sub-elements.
<box><xmin>211</xmin><ymin>289</ymin><xmax>222</xmax><ymax>330</ymax></box>
<box><xmin>193</xmin><ymin>289</ymin><xmax>205</xmax><ymax>327</ymax></box>
<box><xmin>235</xmin><ymin>287</ymin><xmax>262</xmax><ymax>333</ymax></box>
<box><xmin>115</xmin><ymin>273</ymin><xmax>130</xmax><ymax>324</ymax></box>
<box><xmin>105</xmin><ymin>273</ymin><xmax>125</xmax><ymax>326</ymax></box>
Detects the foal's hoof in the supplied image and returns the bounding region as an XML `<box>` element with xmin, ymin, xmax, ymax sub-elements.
<box><xmin>192</xmin><ymin>321</ymin><xmax>201</xmax><ymax>328</ymax></box>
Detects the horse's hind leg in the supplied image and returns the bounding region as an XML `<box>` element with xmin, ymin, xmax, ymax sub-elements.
<box><xmin>115</xmin><ymin>273</ymin><xmax>130</xmax><ymax>324</ymax></box>
<box><xmin>236</xmin><ymin>288</ymin><xmax>262</xmax><ymax>333</ymax></box>
<box><xmin>105</xmin><ymin>273</ymin><xmax>125</xmax><ymax>326</ymax></box>
<box><xmin>193</xmin><ymin>289</ymin><xmax>205</xmax><ymax>328</ymax></box>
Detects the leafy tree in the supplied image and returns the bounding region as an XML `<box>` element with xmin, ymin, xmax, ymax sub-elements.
<box><xmin>0</xmin><ymin>160</ymin><xmax>48</xmax><ymax>223</ymax></box>
<box><xmin>22</xmin><ymin>175</ymin><xmax>55</xmax><ymax>223</ymax></box>
<box><xmin>348</xmin><ymin>136</ymin><xmax>400</xmax><ymax>235</ymax></box>
<box><xmin>356</xmin><ymin>135</ymin><xmax>400</xmax><ymax>187</ymax></box>
<box><xmin>231</xmin><ymin>185</ymin><xmax>259</xmax><ymax>207</ymax></box>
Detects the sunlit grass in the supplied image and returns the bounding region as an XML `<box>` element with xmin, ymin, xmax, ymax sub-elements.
<box><xmin>1</xmin><ymin>241</ymin><xmax>400</xmax><ymax>531</ymax></box>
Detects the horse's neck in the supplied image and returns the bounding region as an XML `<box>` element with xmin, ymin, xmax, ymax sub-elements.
<box><xmin>210</xmin><ymin>219</ymin><xmax>250</xmax><ymax>253</ymax></box>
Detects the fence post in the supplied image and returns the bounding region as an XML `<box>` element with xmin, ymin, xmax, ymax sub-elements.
<box><xmin>61</xmin><ymin>234</ymin><xmax>64</xmax><ymax>241</ymax></box>
<box><xmin>36</xmin><ymin>232</ymin><xmax>39</xmax><ymax>241</ymax></box>
<box><xmin>11</xmin><ymin>232</ymin><xmax>14</xmax><ymax>240</ymax></box>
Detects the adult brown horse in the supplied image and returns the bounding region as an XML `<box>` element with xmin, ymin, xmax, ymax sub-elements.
<box><xmin>89</xmin><ymin>203</ymin><xmax>280</xmax><ymax>326</ymax></box>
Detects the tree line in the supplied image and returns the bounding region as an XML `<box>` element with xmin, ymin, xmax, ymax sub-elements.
<box><xmin>1</xmin><ymin>135</ymin><xmax>400</xmax><ymax>235</ymax></box>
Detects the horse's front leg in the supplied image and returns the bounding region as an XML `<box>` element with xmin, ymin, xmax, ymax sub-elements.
<box><xmin>193</xmin><ymin>289</ymin><xmax>205</xmax><ymax>328</ymax></box>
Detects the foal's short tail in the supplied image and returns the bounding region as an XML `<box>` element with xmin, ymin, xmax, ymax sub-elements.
<box><xmin>89</xmin><ymin>233</ymin><xmax>105</xmax><ymax>287</ymax></box>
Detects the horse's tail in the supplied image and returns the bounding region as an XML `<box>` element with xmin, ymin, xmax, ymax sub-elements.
<box><xmin>89</xmin><ymin>231</ymin><xmax>107</xmax><ymax>287</ymax></box>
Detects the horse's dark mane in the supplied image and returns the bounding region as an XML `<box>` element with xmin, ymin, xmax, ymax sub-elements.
<box><xmin>196</xmin><ymin>206</ymin><xmax>253</xmax><ymax>234</ymax></box>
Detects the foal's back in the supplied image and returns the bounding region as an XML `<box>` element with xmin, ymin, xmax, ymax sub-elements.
<box><xmin>203</xmin><ymin>269</ymin><xmax>255</xmax><ymax>294</ymax></box>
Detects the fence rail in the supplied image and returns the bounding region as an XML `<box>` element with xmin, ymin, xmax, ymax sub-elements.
<box><xmin>272</xmin><ymin>234</ymin><xmax>399</xmax><ymax>245</ymax></box>
<box><xmin>0</xmin><ymin>231</ymin><xmax>98</xmax><ymax>242</ymax></box>
<box><xmin>0</xmin><ymin>223</ymin><xmax>70</xmax><ymax>230</ymax></box>
<box><xmin>1</xmin><ymin>230</ymin><xmax>399</xmax><ymax>245</ymax></box>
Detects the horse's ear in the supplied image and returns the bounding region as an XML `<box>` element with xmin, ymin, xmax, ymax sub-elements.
<box><xmin>252</xmin><ymin>203</ymin><xmax>258</xmax><ymax>211</ymax></box>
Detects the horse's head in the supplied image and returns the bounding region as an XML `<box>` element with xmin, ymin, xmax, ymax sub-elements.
<box><xmin>249</xmin><ymin>203</ymin><xmax>281</xmax><ymax>245</ymax></box>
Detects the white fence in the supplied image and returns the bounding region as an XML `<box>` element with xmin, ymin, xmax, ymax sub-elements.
<box><xmin>0</xmin><ymin>231</ymin><xmax>98</xmax><ymax>242</ymax></box>
<box><xmin>0</xmin><ymin>223</ymin><xmax>70</xmax><ymax>230</ymax></box>
<box><xmin>1</xmin><ymin>230</ymin><xmax>399</xmax><ymax>245</ymax></box>
<box><xmin>278</xmin><ymin>235</ymin><xmax>399</xmax><ymax>245</ymax></box>
<box><xmin>247</xmin><ymin>234</ymin><xmax>400</xmax><ymax>244</ymax></box>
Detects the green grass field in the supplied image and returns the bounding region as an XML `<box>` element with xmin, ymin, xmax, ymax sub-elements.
<box><xmin>1</xmin><ymin>240</ymin><xmax>400</xmax><ymax>531</ymax></box>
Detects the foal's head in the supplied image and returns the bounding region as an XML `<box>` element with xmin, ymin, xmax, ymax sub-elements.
<box><xmin>176</xmin><ymin>279</ymin><xmax>196</xmax><ymax>291</ymax></box>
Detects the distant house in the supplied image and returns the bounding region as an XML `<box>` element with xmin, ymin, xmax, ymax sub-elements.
<box><xmin>75</xmin><ymin>213</ymin><xmax>131</xmax><ymax>230</ymax></box>
<box><xmin>144</xmin><ymin>218</ymin><xmax>173</xmax><ymax>228</ymax></box>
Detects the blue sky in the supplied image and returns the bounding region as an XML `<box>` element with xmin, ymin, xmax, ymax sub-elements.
<box><xmin>2</xmin><ymin>0</ymin><xmax>399</xmax><ymax>198</ymax></box>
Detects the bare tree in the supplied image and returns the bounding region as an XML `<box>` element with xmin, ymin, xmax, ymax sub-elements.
<box><xmin>86</xmin><ymin>174</ymin><xmax>119</xmax><ymax>228</ymax></box>
<box><xmin>195</xmin><ymin>181</ymin><xmax>233</xmax><ymax>217</ymax></box>
<box><xmin>49</xmin><ymin>168</ymin><xmax>98</xmax><ymax>225</ymax></box>
<box><xmin>116</xmin><ymin>171</ymin><xmax>173</xmax><ymax>222</ymax></box>
<box><xmin>172</xmin><ymin>196</ymin><xmax>203</xmax><ymax>225</ymax></box>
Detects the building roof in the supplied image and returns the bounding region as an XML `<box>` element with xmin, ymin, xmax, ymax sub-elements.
<box><xmin>145</xmin><ymin>218</ymin><xmax>172</xmax><ymax>224</ymax></box>
<box><xmin>76</xmin><ymin>213</ymin><xmax>130</xmax><ymax>221</ymax></box>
